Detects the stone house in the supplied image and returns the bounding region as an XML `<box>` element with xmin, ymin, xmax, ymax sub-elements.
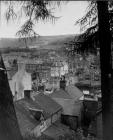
<box><xmin>33</xmin><ymin>93</ymin><xmax>62</xmax><ymax>127</ymax></box>
<box><xmin>14</xmin><ymin>93</ymin><xmax>62</xmax><ymax>138</ymax></box>
<box><xmin>49</xmin><ymin>84</ymin><xmax>83</xmax><ymax>130</ymax></box>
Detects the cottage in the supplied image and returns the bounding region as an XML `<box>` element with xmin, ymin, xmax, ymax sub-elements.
<box><xmin>10</xmin><ymin>63</ymin><xmax>32</xmax><ymax>100</ymax></box>
<box><xmin>50</xmin><ymin>85</ymin><xmax>83</xmax><ymax>116</ymax></box>
<box><xmin>33</xmin><ymin>93</ymin><xmax>62</xmax><ymax>127</ymax></box>
<box><xmin>49</xmin><ymin>84</ymin><xmax>83</xmax><ymax>130</ymax></box>
<box><xmin>14</xmin><ymin>99</ymin><xmax>42</xmax><ymax>138</ymax></box>
<box><xmin>14</xmin><ymin>93</ymin><xmax>62</xmax><ymax>138</ymax></box>
<box><xmin>43</xmin><ymin>120</ymin><xmax>76</xmax><ymax>140</ymax></box>
<box><xmin>51</xmin><ymin>60</ymin><xmax>68</xmax><ymax>77</ymax></box>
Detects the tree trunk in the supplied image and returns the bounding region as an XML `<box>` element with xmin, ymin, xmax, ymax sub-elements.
<box><xmin>97</xmin><ymin>1</ymin><xmax>113</xmax><ymax>140</ymax></box>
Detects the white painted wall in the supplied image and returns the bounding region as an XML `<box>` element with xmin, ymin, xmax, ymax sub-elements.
<box><xmin>10</xmin><ymin>64</ymin><xmax>32</xmax><ymax>100</ymax></box>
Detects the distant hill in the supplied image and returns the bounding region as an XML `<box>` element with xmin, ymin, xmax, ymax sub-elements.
<box><xmin>0</xmin><ymin>34</ymin><xmax>77</xmax><ymax>52</ymax></box>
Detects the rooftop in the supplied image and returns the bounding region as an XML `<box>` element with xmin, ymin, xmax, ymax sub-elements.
<box><xmin>14</xmin><ymin>98</ymin><xmax>40</xmax><ymax>136</ymax></box>
<box><xmin>49</xmin><ymin>89</ymin><xmax>71</xmax><ymax>99</ymax></box>
<box><xmin>33</xmin><ymin>93</ymin><xmax>62</xmax><ymax>118</ymax></box>
<box><xmin>43</xmin><ymin>120</ymin><xmax>75</xmax><ymax>139</ymax></box>
<box><xmin>66</xmin><ymin>85</ymin><xmax>83</xmax><ymax>100</ymax></box>
<box><xmin>49</xmin><ymin>85</ymin><xmax>83</xmax><ymax>101</ymax></box>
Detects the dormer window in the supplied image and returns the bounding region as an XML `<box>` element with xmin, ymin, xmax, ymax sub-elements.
<box><xmin>29</xmin><ymin>108</ymin><xmax>44</xmax><ymax>121</ymax></box>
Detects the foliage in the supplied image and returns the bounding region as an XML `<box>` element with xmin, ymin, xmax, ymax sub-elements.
<box><xmin>65</xmin><ymin>1</ymin><xmax>113</xmax><ymax>56</ymax></box>
<box><xmin>75</xmin><ymin>1</ymin><xmax>113</xmax><ymax>32</ymax></box>
<box><xmin>3</xmin><ymin>0</ymin><xmax>66</xmax><ymax>46</ymax></box>
<box><xmin>75</xmin><ymin>1</ymin><xmax>97</xmax><ymax>32</ymax></box>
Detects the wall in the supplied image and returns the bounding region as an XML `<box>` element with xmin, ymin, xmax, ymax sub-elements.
<box><xmin>32</xmin><ymin>118</ymin><xmax>52</xmax><ymax>138</ymax></box>
<box><xmin>52</xmin><ymin>98</ymin><xmax>83</xmax><ymax>117</ymax></box>
<box><xmin>61</xmin><ymin>115</ymin><xmax>78</xmax><ymax>131</ymax></box>
<box><xmin>45</xmin><ymin>118</ymin><xmax>52</xmax><ymax>128</ymax></box>
<box><xmin>51</xmin><ymin>110</ymin><xmax>62</xmax><ymax>123</ymax></box>
<box><xmin>10</xmin><ymin>70</ymin><xmax>31</xmax><ymax>100</ymax></box>
<box><xmin>32</xmin><ymin>125</ymin><xmax>41</xmax><ymax>138</ymax></box>
<box><xmin>96</xmin><ymin>112</ymin><xmax>102</xmax><ymax>139</ymax></box>
<box><xmin>22</xmin><ymin>72</ymin><xmax>32</xmax><ymax>90</ymax></box>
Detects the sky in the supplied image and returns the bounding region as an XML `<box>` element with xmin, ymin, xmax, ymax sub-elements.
<box><xmin>0</xmin><ymin>1</ymin><xmax>89</xmax><ymax>38</ymax></box>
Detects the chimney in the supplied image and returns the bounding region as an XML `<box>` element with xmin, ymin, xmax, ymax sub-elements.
<box><xmin>24</xmin><ymin>90</ymin><xmax>31</xmax><ymax>99</ymax></box>
<box><xmin>17</xmin><ymin>62</ymin><xmax>25</xmax><ymax>72</ymax></box>
<box><xmin>60</xmin><ymin>76</ymin><xmax>66</xmax><ymax>90</ymax></box>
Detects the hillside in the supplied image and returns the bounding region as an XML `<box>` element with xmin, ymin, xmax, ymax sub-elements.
<box><xmin>0</xmin><ymin>34</ymin><xmax>77</xmax><ymax>52</ymax></box>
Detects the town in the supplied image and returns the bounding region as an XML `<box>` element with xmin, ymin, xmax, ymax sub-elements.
<box><xmin>1</xmin><ymin>1</ymin><xmax>111</xmax><ymax>140</ymax></box>
<box><xmin>0</xmin><ymin>33</ymin><xmax>101</xmax><ymax>140</ymax></box>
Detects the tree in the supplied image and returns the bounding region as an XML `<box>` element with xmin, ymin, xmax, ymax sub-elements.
<box><xmin>74</xmin><ymin>1</ymin><xmax>113</xmax><ymax>140</ymax></box>
<box><xmin>97</xmin><ymin>1</ymin><xmax>113</xmax><ymax>140</ymax></box>
<box><xmin>2</xmin><ymin>1</ymin><xmax>65</xmax><ymax>48</ymax></box>
<box><xmin>4</xmin><ymin>1</ymin><xmax>64</xmax><ymax>37</ymax></box>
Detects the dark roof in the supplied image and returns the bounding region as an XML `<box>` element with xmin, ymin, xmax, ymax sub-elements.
<box><xmin>49</xmin><ymin>85</ymin><xmax>83</xmax><ymax>101</ymax></box>
<box><xmin>66</xmin><ymin>85</ymin><xmax>83</xmax><ymax>100</ymax></box>
<box><xmin>15</xmin><ymin>96</ymin><xmax>62</xmax><ymax>135</ymax></box>
<box><xmin>49</xmin><ymin>89</ymin><xmax>71</xmax><ymax>99</ymax></box>
<box><xmin>43</xmin><ymin>120</ymin><xmax>74</xmax><ymax>139</ymax></box>
<box><xmin>33</xmin><ymin>93</ymin><xmax>62</xmax><ymax>117</ymax></box>
<box><xmin>14</xmin><ymin>98</ymin><xmax>41</xmax><ymax>135</ymax></box>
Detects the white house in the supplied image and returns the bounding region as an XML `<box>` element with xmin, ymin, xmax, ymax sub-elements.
<box><xmin>51</xmin><ymin>60</ymin><xmax>68</xmax><ymax>77</ymax></box>
<box><xmin>10</xmin><ymin>63</ymin><xmax>32</xmax><ymax>100</ymax></box>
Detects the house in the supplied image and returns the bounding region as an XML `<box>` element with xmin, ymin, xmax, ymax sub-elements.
<box><xmin>49</xmin><ymin>83</ymin><xmax>83</xmax><ymax>130</ymax></box>
<box><xmin>67</xmin><ymin>75</ymin><xmax>79</xmax><ymax>86</ymax></box>
<box><xmin>14</xmin><ymin>93</ymin><xmax>62</xmax><ymax>138</ymax></box>
<box><xmin>14</xmin><ymin>98</ymin><xmax>42</xmax><ymax>138</ymax></box>
<box><xmin>43</xmin><ymin>120</ymin><xmax>77</xmax><ymax>140</ymax></box>
<box><xmin>33</xmin><ymin>93</ymin><xmax>62</xmax><ymax>128</ymax></box>
<box><xmin>87</xmin><ymin>98</ymin><xmax>102</xmax><ymax>139</ymax></box>
<box><xmin>50</xmin><ymin>85</ymin><xmax>83</xmax><ymax>116</ymax></box>
<box><xmin>51</xmin><ymin>60</ymin><xmax>68</xmax><ymax>77</ymax></box>
<box><xmin>10</xmin><ymin>63</ymin><xmax>32</xmax><ymax>100</ymax></box>
<box><xmin>45</xmin><ymin>77</ymin><xmax>60</xmax><ymax>90</ymax></box>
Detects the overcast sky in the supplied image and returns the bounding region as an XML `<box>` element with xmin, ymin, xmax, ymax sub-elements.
<box><xmin>0</xmin><ymin>1</ymin><xmax>89</xmax><ymax>38</ymax></box>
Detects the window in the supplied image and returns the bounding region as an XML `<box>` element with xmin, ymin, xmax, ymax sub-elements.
<box><xmin>29</xmin><ymin>108</ymin><xmax>43</xmax><ymax>121</ymax></box>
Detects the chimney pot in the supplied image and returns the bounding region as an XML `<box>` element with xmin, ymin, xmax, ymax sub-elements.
<box><xmin>60</xmin><ymin>76</ymin><xmax>66</xmax><ymax>90</ymax></box>
<box><xmin>24</xmin><ymin>90</ymin><xmax>31</xmax><ymax>99</ymax></box>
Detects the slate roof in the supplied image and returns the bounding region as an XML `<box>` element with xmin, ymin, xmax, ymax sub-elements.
<box><xmin>50</xmin><ymin>85</ymin><xmax>83</xmax><ymax>101</ymax></box>
<box><xmin>43</xmin><ymin>120</ymin><xmax>75</xmax><ymax>139</ymax></box>
<box><xmin>14</xmin><ymin>98</ymin><xmax>41</xmax><ymax>136</ymax></box>
<box><xmin>49</xmin><ymin>89</ymin><xmax>71</xmax><ymax>99</ymax></box>
<box><xmin>33</xmin><ymin>93</ymin><xmax>62</xmax><ymax>118</ymax></box>
<box><xmin>66</xmin><ymin>85</ymin><xmax>83</xmax><ymax>100</ymax></box>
